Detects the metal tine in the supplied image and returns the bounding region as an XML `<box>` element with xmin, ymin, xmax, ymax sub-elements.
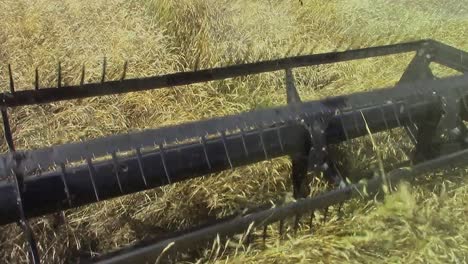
<box><xmin>135</xmin><ymin>147</ymin><xmax>149</xmax><ymax>187</ymax></box>
<box><xmin>57</xmin><ymin>62</ymin><xmax>62</xmax><ymax>88</ymax></box>
<box><xmin>337</xmin><ymin>108</ymin><xmax>350</xmax><ymax>142</ymax></box>
<box><xmin>307</xmin><ymin>112</ymin><xmax>319</xmax><ymax>150</ymax></box>
<box><xmin>275</xmin><ymin>123</ymin><xmax>285</xmax><ymax>152</ymax></box>
<box><xmin>333</xmin><ymin>162</ymin><xmax>347</xmax><ymax>189</ymax></box>
<box><xmin>121</xmin><ymin>61</ymin><xmax>128</xmax><ymax>81</ymax></box>
<box><xmin>10</xmin><ymin>170</ymin><xmax>40</xmax><ymax>264</ymax></box>
<box><xmin>323</xmin><ymin>206</ymin><xmax>329</xmax><ymax>223</ymax></box>
<box><xmin>278</xmin><ymin>219</ymin><xmax>284</xmax><ymax>239</ymax></box>
<box><xmin>257</xmin><ymin>123</ymin><xmax>269</xmax><ymax>160</ymax></box>
<box><xmin>293</xmin><ymin>214</ymin><xmax>301</xmax><ymax>235</ymax></box>
<box><xmin>200</xmin><ymin>136</ymin><xmax>212</xmax><ymax>170</ymax></box>
<box><xmin>101</xmin><ymin>57</ymin><xmax>107</xmax><ymax>83</ymax></box>
<box><xmin>80</xmin><ymin>64</ymin><xmax>86</xmax><ymax>86</ymax></box>
<box><xmin>379</xmin><ymin>102</ymin><xmax>412</xmax><ymax>158</ymax></box>
<box><xmin>158</xmin><ymin>143</ymin><xmax>172</xmax><ymax>184</ymax></box>
<box><xmin>262</xmin><ymin>225</ymin><xmax>268</xmax><ymax>245</ymax></box>
<box><xmin>404</xmin><ymin>101</ymin><xmax>418</xmax><ymax>145</ymax></box>
<box><xmin>358</xmin><ymin>108</ymin><xmax>406</xmax><ymax>169</ymax></box>
<box><xmin>379</xmin><ymin>105</ymin><xmax>390</xmax><ymax>131</ymax></box>
<box><xmin>391</xmin><ymin>102</ymin><xmax>402</xmax><ymax>127</ymax></box>
<box><xmin>309</xmin><ymin>210</ymin><xmax>315</xmax><ymax>233</ymax></box>
<box><xmin>8</xmin><ymin>64</ymin><xmax>15</xmax><ymax>93</ymax></box>
<box><xmin>85</xmin><ymin>157</ymin><xmax>100</xmax><ymax>202</ymax></box>
<box><xmin>239</xmin><ymin>127</ymin><xmax>249</xmax><ymax>157</ymax></box>
<box><xmin>34</xmin><ymin>67</ymin><xmax>39</xmax><ymax>91</ymax></box>
<box><xmin>59</xmin><ymin>163</ymin><xmax>73</xmax><ymax>207</ymax></box>
<box><xmin>111</xmin><ymin>152</ymin><xmax>124</xmax><ymax>193</ymax></box>
<box><xmin>245</xmin><ymin>226</ymin><xmax>253</xmax><ymax>245</ymax></box>
<box><xmin>1</xmin><ymin>109</ymin><xmax>15</xmax><ymax>151</ymax></box>
<box><xmin>337</xmin><ymin>202</ymin><xmax>344</xmax><ymax>219</ymax></box>
<box><xmin>349</xmin><ymin>104</ymin><xmax>361</xmax><ymax>135</ymax></box>
<box><xmin>220</xmin><ymin>131</ymin><xmax>234</xmax><ymax>169</ymax></box>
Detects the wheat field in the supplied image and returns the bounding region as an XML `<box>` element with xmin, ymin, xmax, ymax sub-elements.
<box><xmin>0</xmin><ymin>0</ymin><xmax>467</xmax><ymax>263</ymax></box>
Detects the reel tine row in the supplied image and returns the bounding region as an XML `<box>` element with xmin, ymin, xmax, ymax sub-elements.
<box><xmin>1</xmin><ymin>40</ymin><xmax>429</xmax><ymax>108</ymax></box>
<box><xmin>1</xmin><ymin>39</ymin><xmax>468</xmax><ymax>263</ymax></box>
<box><xmin>5</xmin><ymin>58</ymin><xmax>127</xmax><ymax>94</ymax></box>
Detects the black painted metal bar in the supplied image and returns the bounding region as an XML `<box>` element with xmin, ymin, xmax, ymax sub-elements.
<box><xmin>429</xmin><ymin>40</ymin><xmax>468</xmax><ymax>73</ymax></box>
<box><xmin>0</xmin><ymin>40</ymin><xmax>425</xmax><ymax>108</ymax></box>
<box><xmin>0</xmin><ymin>99</ymin><xmax>437</xmax><ymax>225</ymax></box>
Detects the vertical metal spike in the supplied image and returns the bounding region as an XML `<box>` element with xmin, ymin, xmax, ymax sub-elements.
<box><xmin>101</xmin><ymin>57</ymin><xmax>107</xmax><ymax>83</ymax></box>
<box><xmin>245</xmin><ymin>227</ymin><xmax>253</xmax><ymax>245</ymax></box>
<box><xmin>392</xmin><ymin>103</ymin><xmax>402</xmax><ymax>127</ymax></box>
<box><xmin>323</xmin><ymin>207</ymin><xmax>329</xmax><ymax>223</ymax></box>
<box><xmin>337</xmin><ymin>110</ymin><xmax>350</xmax><ymax>142</ymax></box>
<box><xmin>275</xmin><ymin>123</ymin><xmax>284</xmax><ymax>152</ymax></box>
<box><xmin>379</xmin><ymin>105</ymin><xmax>390</xmax><ymax>131</ymax></box>
<box><xmin>333</xmin><ymin>162</ymin><xmax>347</xmax><ymax>188</ymax></box>
<box><xmin>34</xmin><ymin>67</ymin><xmax>39</xmax><ymax>91</ymax></box>
<box><xmin>200</xmin><ymin>136</ymin><xmax>212</xmax><ymax>170</ymax></box>
<box><xmin>309</xmin><ymin>210</ymin><xmax>315</xmax><ymax>233</ymax></box>
<box><xmin>158</xmin><ymin>143</ymin><xmax>172</xmax><ymax>184</ymax></box>
<box><xmin>239</xmin><ymin>128</ymin><xmax>249</xmax><ymax>157</ymax></box>
<box><xmin>8</xmin><ymin>64</ymin><xmax>15</xmax><ymax>93</ymax></box>
<box><xmin>85</xmin><ymin>157</ymin><xmax>100</xmax><ymax>202</ymax></box>
<box><xmin>278</xmin><ymin>219</ymin><xmax>284</xmax><ymax>239</ymax></box>
<box><xmin>389</xmin><ymin>101</ymin><xmax>413</xmax><ymax>161</ymax></box>
<box><xmin>258</xmin><ymin>125</ymin><xmax>269</xmax><ymax>160</ymax></box>
<box><xmin>293</xmin><ymin>214</ymin><xmax>301</xmax><ymax>235</ymax></box>
<box><xmin>59</xmin><ymin>163</ymin><xmax>72</xmax><ymax>207</ymax></box>
<box><xmin>111</xmin><ymin>152</ymin><xmax>124</xmax><ymax>193</ymax></box>
<box><xmin>1</xmin><ymin>109</ymin><xmax>15</xmax><ymax>151</ymax></box>
<box><xmin>80</xmin><ymin>64</ymin><xmax>86</xmax><ymax>86</ymax></box>
<box><xmin>121</xmin><ymin>61</ymin><xmax>128</xmax><ymax>81</ymax></box>
<box><xmin>404</xmin><ymin>102</ymin><xmax>418</xmax><ymax>144</ymax></box>
<box><xmin>337</xmin><ymin>202</ymin><xmax>344</xmax><ymax>219</ymax></box>
<box><xmin>309</xmin><ymin>124</ymin><xmax>318</xmax><ymax>149</ymax></box>
<box><xmin>262</xmin><ymin>225</ymin><xmax>268</xmax><ymax>245</ymax></box>
<box><xmin>57</xmin><ymin>62</ymin><xmax>62</xmax><ymax>88</ymax></box>
<box><xmin>350</xmin><ymin>105</ymin><xmax>360</xmax><ymax>134</ymax></box>
<box><xmin>135</xmin><ymin>147</ymin><xmax>148</xmax><ymax>187</ymax></box>
<box><xmin>10</xmin><ymin>170</ymin><xmax>40</xmax><ymax>264</ymax></box>
<box><xmin>220</xmin><ymin>131</ymin><xmax>233</xmax><ymax>169</ymax></box>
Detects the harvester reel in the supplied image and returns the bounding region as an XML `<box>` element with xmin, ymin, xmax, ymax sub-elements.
<box><xmin>1</xmin><ymin>39</ymin><xmax>468</xmax><ymax>263</ymax></box>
